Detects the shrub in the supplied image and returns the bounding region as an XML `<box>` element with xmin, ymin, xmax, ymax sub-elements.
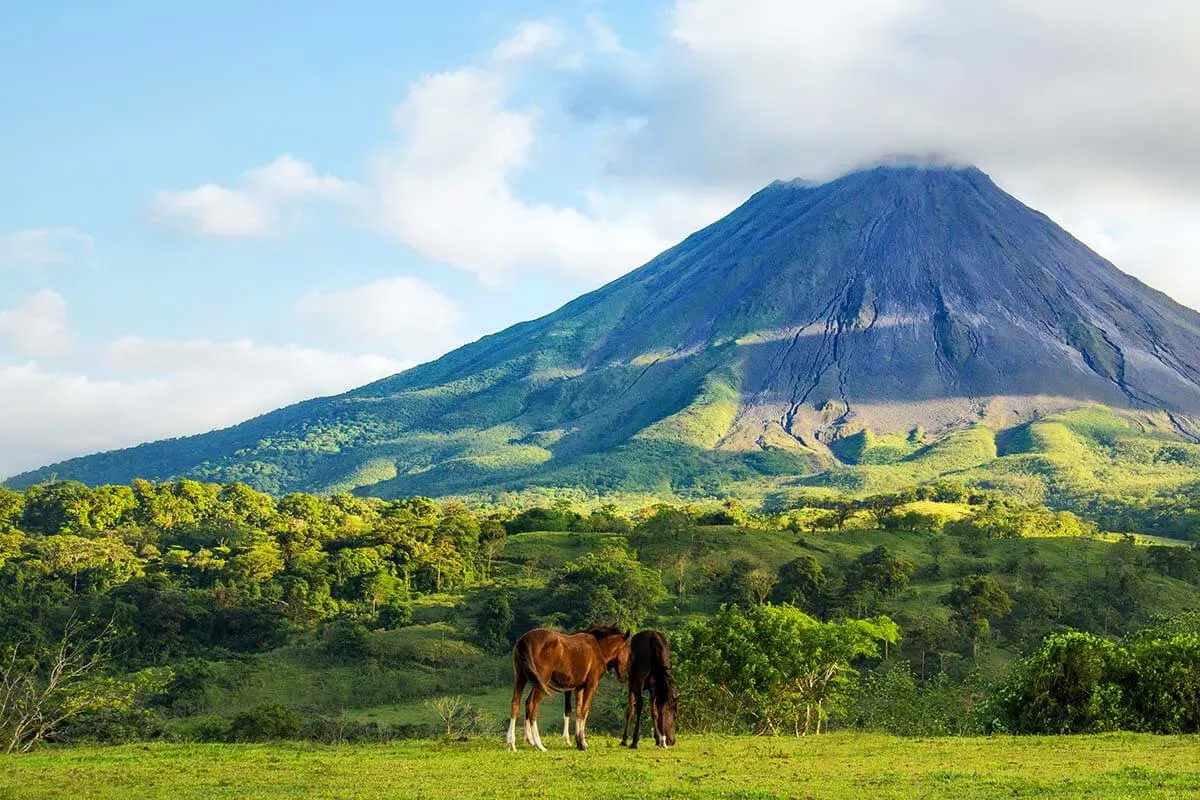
<box><xmin>849</xmin><ymin>663</ymin><xmax>983</xmax><ymax>736</ymax></box>
<box><xmin>377</xmin><ymin>599</ymin><xmax>414</xmax><ymax>629</ymax></box>
<box><xmin>979</xmin><ymin>631</ymin><xmax>1131</xmax><ymax>734</ymax></box>
<box><xmin>227</xmin><ymin>703</ymin><xmax>303</xmax><ymax>742</ymax></box>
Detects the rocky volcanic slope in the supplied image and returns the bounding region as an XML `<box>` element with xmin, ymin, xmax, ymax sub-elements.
<box><xmin>11</xmin><ymin>164</ymin><xmax>1200</xmax><ymax>497</ymax></box>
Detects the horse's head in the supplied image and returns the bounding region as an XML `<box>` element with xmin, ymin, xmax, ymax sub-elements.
<box><xmin>587</xmin><ymin>625</ymin><xmax>632</xmax><ymax>682</ymax></box>
<box><xmin>660</xmin><ymin>682</ymin><xmax>679</xmax><ymax>746</ymax></box>
<box><xmin>662</xmin><ymin>676</ymin><xmax>681</xmax><ymax>743</ymax></box>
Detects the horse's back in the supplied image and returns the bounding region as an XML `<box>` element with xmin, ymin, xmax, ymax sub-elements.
<box><xmin>513</xmin><ymin>628</ymin><xmax>600</xmax><ymax>689</ymax></box>
<box><xmin>629</xmin><ymin>630</ymin><xmax>673</xmax><ymax>693</ymax></box>
<box><xmin>631</xmin><ymin>629</ymin><xmax>671</xmax><ymax>667</ymax></box>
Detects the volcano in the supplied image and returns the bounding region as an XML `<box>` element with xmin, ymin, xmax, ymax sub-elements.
<box><xmin>12</xmin><ymin>163</ymin><xmax>1200</xmax><ymax>497</ymax></box>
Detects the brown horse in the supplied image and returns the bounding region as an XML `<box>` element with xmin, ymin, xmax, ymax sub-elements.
<box><xmin>620</xmin><ymin>629</ymin><xmax>678</xmax><ymax>749</ymax></box>
<box><xmin>507</xmin><ymin>625</ymin><xmax>630</xmax><ymax>751</ymax></box>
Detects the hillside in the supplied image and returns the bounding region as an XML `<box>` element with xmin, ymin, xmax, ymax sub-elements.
<box><xmin>11</xmin><ymin>164</ymin><xmax>1200</xmax><ymax>506</ymax></box>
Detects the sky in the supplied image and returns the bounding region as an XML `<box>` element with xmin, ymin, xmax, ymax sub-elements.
<box><xmin>2</xmin><ymin>0</ymin><xmax>1199</xmax><ymax>479</ymax></box>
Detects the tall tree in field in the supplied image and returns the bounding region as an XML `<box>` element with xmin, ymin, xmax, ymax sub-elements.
<box><xmin>942</xmin><ymin>575</ymin><xmax>1012</xmax><ymax>659</ymax></box>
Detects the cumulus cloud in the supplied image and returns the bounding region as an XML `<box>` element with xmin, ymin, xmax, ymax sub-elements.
<box><xmin>141</xmin><ymin>21</ymin><xmax>737</xmax><ymax>283</ymax></box>
<box><xmin>0</xmin><ymin>340</ymin><xmax>405</xmax><ymax>479</ymax></box>
<box><xmin>370</xmin><ymin>61</ymin><xmax>735</xmax><ymax>284</ymax></box>
<box><xmin>295</xmin><ymin>276</ymin><xmax>467</xmax><ymax>360</ymax></box>
<box><xmin>150</xmin><ymin>155</ymin><xmax>352</xmax><ymax>237</ymax></box>
<box><xmin>0</xmin><ymin>227</ymin><xmax>93</xmax><ymax>267</ymax></box>
<box><xmin>576</xmin><ymin>0</ymin><xmax>1200</xmax><ymax>304</ymax></box>
<box><xmin>0</xmin><ymin>289</ymin><xmax>72</xmax><ymax>358</ymax></box>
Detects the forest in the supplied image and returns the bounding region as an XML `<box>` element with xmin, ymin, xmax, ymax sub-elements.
<box><xmin>1</xmin><ymin>479</ymin><xmax>1198</xmax><ymax>753</ymax></box>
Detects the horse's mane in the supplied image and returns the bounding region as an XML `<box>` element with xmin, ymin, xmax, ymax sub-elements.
<box><xmin>583</xmin><ymin>624</ymin><xmax>626</xmax><ymax>640</ymax></box>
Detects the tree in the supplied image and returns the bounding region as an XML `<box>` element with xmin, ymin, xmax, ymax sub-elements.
<box><xmin>21</xmin><ymin>482</ymin><xmax>98</xmax><ymax>534</ymax></box>
<box><xmin>746</xmin><ymin>568</ymin><xmax>778</xmax><ymax>605</ymax></box>
<box><xmin>1</xmin><ymin>618</ymin><xmax>118</xmax><ymax>753</ymax></box>
<box><xmin>941</xmin><ymin>575</ymin><xmax>1012</xmax><ymax>659</ymax></box>
<box><xmin>587</xmin><ymin>504</ymin><xmax>631</xmax><ymax>533</ymax></box>
<box><xmin>895</xmin><ymin>608</ymin><xmax>952</xmax><ymax>679</ymax></box>
<box><xmin>549</xmin><ymin>546</ymin><xmax>665</xmax><ymax>629</ymax></box>
<box><xmin>714</xmin><ymin>559</ymin><xmax>771</xmax><ymax>606</ymax></box>
<box><xmin>846</xmin><ymin>545</ymin><xmax>914</xmax><ymax>599</ymax></box>
<box><xmin>475</xmin><ymin>592</ymin><xmax>515</xmax><ymax>654</ymax></box>
<box><xmin>31</xmin><ymin>535</ymin><xmax>142</xmax><ymax>592</ymax></box>
<box><xmin>772</xmin><ymin>555</ymin><xmax>827</xmax><ymax>611</ymax></box>
<box><xmin>0</xmin><ymin>488</ymin><xmax>24</xmax><ymax>532</ymax></box>
<box><xmin>633</xmin><ymin>504</ymin><xmax>695</xmax><ymax>539</ymax></box>
<box><xmin>673</xmin><ymin>604</ymin><xmax>897</xmax><ymax>735</ymax></box>
<box><xmin>980</xmin><ymin>631</ymin><xmax>1130</xmax><ymax>734</ymax></box>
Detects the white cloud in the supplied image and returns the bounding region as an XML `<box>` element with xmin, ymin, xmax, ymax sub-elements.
<box><xmin>371</xmin><ymin>61</ymin><xmax>733</xmax><ymax>284</ymax></box>
<box><xmin>150</xmin><ymin>155</ymin><xmax>351</xmax><ymax>237</ymax></box>
<box><xmin>578</xmin><ymin>0</ymin><xmax>1200</xmax><ymax>304</ymax></box>
<box><xmin>0</xmin><ymin>227</ymin><xmax>93</xmax><ymax>267</ymax></box>
<box><xmin>140</xmin><ymin>22</ymin><xmax>736</xmax><ymax>284</ymax></box>
<box><xmin>0</xmin><ymin>340</ymin><xmax>405</xmax><ymax>479</ymax></box>
<box><xmin>295</xmin><ymin>276</ymin><xmax>467</xmax><ymax>360</ymax></box>
<box><xmin>0</xmin><ymin>289</ymin><xmax>71</xmax><ymax>358</ymax></box>
<box><xmin>491</xmin><ymin>21</ymin><xmax>563</xmax><ymax>63</ymax></box>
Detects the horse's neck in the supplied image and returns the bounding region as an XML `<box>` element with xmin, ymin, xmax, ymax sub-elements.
<box><xmin>596</xmin><ymin>639</ymin><xmax>622</xmax><ymax>660</ymax></box>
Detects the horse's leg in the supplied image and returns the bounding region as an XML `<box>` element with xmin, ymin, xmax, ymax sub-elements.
<box><xmin>525</xmin><ymin>687</ymin><xmax>548</xmax><ymax>752</ymax></box>
<box><xmin>507</xmin><ymin>671</ymin><xmax>526</xmax><ymax>751</ymax></box>
<box><xmin>620</xmin><ymin>685</ymin><xmax>636</xmax><ymax>746</ymax></box>
<box><xmin>574</xmin><ymin>684</ymin><xmax>591</xmax><ymax>751</ymax></box>
<box><xmin>563</xmin><ymin>691</ymin><xmax>573</xmax><ymax>745</ymax></box>
<box><xmin>650</xmin><ymin>695</ymin><xmax>664</xmax><ymax>748</ymax></box>
<box><xmin>630</xmin><ymin>690</ymin><xmax>644</xmax><ymax>749</ymax></box>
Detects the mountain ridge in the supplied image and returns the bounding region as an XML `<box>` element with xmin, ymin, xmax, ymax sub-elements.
<box><xmin>11</xmin><ymin>163</ymin><xmax>1200</xmax><ymax>500</ymax></box>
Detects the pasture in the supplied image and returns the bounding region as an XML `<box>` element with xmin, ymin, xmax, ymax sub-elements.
<box><xmin>4</xmin><ymin>734</ymin><xmax>1199</xmax><ymax>799</ymax></box>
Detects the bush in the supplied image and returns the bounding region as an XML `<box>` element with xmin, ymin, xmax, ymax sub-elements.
<box><xmin>321</xmin><ymin>618</ymin><xmax>371</xmax><ymax>661</ymax></box>
<box><xmin>549</xmin><ymin>546</ymin><xmax>665</xmax><ymax>629</ymax></box>
<box><xmin>475</xmin><ymin>592</ymin><xmax>515</xmax><ymax>654</ymax></box>
<box><xmin>849</xmin><ymin>663</ymin><xmax>983</xmax><ymax>736</ymax></box>
<box><xmin>57</xmin><ymin>706</ymin><xmax>167</xmax><ymax>744</ymax></box>
<box><xmin>979</xmin><ymin>631</ymin><xmax>1131</xmax><ymax>734</ymax></box>
<box><xmin>227</xmin><ymin>703</ymin><xmax>303</xmax><ymax>742</ymax></box>
<box><xmin>378</xmin><ymin>599</ymin><xmax>414</xmax><ymax>629</ymax></box>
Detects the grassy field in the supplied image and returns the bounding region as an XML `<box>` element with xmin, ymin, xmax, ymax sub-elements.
<box><xmin>4</xmin><ymin>734</ymin><xmax>1199</xmax><ymax>799</ymax></box>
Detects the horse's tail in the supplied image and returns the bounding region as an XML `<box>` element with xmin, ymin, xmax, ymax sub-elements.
<box><xmin>513</xmin><ymin>636</ymin><xmax>550</xmax><ymax>695</ymax></box>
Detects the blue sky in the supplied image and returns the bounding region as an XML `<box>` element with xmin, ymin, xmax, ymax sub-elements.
<box><xmin>3</xmin><ymin>0</ymin><xmax>1199</xmax><ymax>477</ymax></box>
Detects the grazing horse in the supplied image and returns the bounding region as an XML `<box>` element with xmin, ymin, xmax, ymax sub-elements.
<box><xmin>507</xmin><ymin>625</ymin><xmax>630</xmax><ymax>752</ymax></box>
<box><xmin>620</xmin><ymin>629</ymin><xmax>678</xmax><ymax>749</ymax></box>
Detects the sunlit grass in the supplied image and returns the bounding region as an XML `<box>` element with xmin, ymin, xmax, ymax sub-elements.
<box><xmin>4</xmin><ymin>734</ymin><xmax>1198</xmax><ymax>799</ymax></box>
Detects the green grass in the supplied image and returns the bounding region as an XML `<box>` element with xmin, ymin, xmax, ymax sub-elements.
<box><xmin>5</xmin><ymin>734</ymin><xmax>1198</xmax><ymax>799</ymax></box>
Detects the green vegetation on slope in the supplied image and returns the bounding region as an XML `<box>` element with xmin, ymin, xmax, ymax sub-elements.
<box><xmin>3</xmin><ymin>478</ymin><xmax>1199</xmax><ymax>752</ymax></box>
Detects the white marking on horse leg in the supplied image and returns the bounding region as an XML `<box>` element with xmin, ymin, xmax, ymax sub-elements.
<box><xmin>563</xmin><ymin>715</ymin><xmax>571</xmax><ymax>744</ymax></box>
<box><xmin>524</xmin><ymin>719</ymin><xmax>535</xmax><ymax>746</ymax></box>
<box><xmin>532</xmin><ymin>720</ymin><xmax>547</xmax><ymax>752</ymax></box>
<box><xmin>506</xmin><ymin>718</ymin><xmax>517</xmax><ymax>751</ymax></box>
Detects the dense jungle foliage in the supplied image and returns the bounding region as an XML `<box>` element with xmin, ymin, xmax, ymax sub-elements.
<box><xmin>1</xmin><ymin>479</ymin><xmax>1198</xmax><ymax>752</ymax></box>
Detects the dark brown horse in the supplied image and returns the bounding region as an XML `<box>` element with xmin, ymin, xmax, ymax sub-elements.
<box><xmin>507</xmin><ymin>625</ymin><xmax>630</xmax><ymax>751</ymax></box>
<box><xmin>620</xmin><ymin>629</ymin><xmax>678</xmax><ymax>748</ymax></box>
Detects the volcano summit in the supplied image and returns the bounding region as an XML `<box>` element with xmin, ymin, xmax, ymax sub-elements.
<box><xmin>12</xmin><ymin>164</ymin><xmax>1200</xmax><ymax>498</ymax></box>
